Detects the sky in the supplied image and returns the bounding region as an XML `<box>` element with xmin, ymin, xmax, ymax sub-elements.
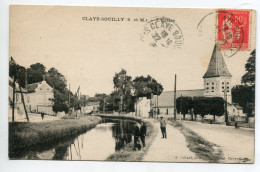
<box><xmin>9</xmin><ymin>6</ymin><xmax>256</xmax><ymax>96</ymax></box>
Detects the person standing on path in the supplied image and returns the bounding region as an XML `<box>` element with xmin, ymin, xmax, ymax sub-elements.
<box><xmin>140</xmin><ymin>122</ymin><xmax>147</xmax><ymax>147</ymax></box>
<box><xmin>41</xmin><ymin>111</ymin><xmax>45</xmax><ymax>120</ymax></box>
<box><xmin>133</xmin><ymin>123</ymin><xmax>141</xmax><ymax>150</ymax></box>
<box><xmin>160</xmin><ymin>116</ymin><xmax>167</xmax><ymax>138</ymax></box>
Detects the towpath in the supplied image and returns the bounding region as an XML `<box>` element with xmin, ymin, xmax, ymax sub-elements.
<box><xmin>143</xmin><ymin>121</ymin><xmax>203</xmax><ymax>162</ymax></box>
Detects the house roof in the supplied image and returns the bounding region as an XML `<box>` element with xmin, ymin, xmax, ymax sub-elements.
<box><xmin>203</xmin><ymin>44</ymin><xmax>232</xmax><ymax>78</ymax></box>
<box><xmin>27</xmin><ymin>83</ymin><xmax>40</xmax><ymax>92</ymax></box>
<box><xmin>154</xmin><ymin>89</ymin><xmax>205</xmax><ymax>107</ymax></box>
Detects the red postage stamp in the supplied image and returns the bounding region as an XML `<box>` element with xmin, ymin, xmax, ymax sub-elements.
<box><xmin>217</xmin><ymin>10</ymin><xmax>250</xmax><ymax>50</ymax></box>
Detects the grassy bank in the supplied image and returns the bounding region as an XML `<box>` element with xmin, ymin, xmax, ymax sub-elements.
<box><xmin>9</xmin><ymin>116</ymin><xmax>101</xmax><ymax>158</ymax></box>
<box><xmin>98</xmin><ymin>115</ymin><xmax>158</xmax><ymax>161</ymax></box>
<box><xmin>169</xmin><ymin>120</ymin><xmax>223</xmax><ymax>163</ymax></box>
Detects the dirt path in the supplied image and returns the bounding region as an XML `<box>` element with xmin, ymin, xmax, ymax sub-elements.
<box><xmin>142</xmin><ymin>121</ymin><xmax>204</xmax><ymax>162</ymax></box>
<box><xmin>182</xmin><ymin>121</ymin><xmax>254</xmax><ymax>163</ymax></box>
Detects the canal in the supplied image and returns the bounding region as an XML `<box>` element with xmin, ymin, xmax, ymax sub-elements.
<box><xmin>12</xmin><ymin>117</ymin><xmax>138</xmax><ymax>160</ymax></box>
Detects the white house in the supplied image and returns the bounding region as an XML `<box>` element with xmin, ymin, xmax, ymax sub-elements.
<box><xmin>26</xmin><ymin>80</ymin><xmax>54</xmax><ymax>115</ymax></box>
<box><xmin>135</xmin><ymin>97</ymin><xmax>150</xmax><ymax>118</ymax></box>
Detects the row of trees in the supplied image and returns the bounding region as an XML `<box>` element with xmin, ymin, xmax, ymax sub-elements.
<box><xmin>9</xmin><ymin>62</ymin><xmax>79</xmax><ymax>113</ymax></box>
<box><xmin>176</xmin><ymin>96</ymin><xmax>224</xmax><ymax>121</ymax></box>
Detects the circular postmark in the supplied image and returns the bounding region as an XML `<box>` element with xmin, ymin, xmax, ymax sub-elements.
<box><xmin>197</xmin><ymin>10</ymin><xmax>250</xmax><ymax>58</ymax></box>
<box><xmin>140</xmin><ymin>16</ymin><xmax>184</xmax><ymax>48</ymax></box>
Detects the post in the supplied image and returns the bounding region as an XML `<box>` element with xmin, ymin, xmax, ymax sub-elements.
<box><xmin>156</xmin><ymin>85</ymin><xmax>159</xmax><ymax>118</ymax></box>
<box><xmin>25</xmin><ymin>68</ymin><xmax>28</xmax><ymax>89</ymax></box>
<box><xmin>174</xmin><ymin>74</ymin><xmax>177</xmax><ymax>121</ymax></box>
<box><xmin>68</xmin><ymin>84</ymin><xmax>70</xmax><ymax>107</ymax></box>
<box><xmin>120</xmin><ymin>95</ymin><xmax>123</xmax><ymax>114</ymax></box>
<box><xmin>17</xmin><ymin>69</ymin><xmax>29</xmax><ymax>122</ymax></box>
<box><xmin>12</xmin><ymin>76</ymin><xmax>16</xmax><ymax>122</ymax></box>
<box><xmin>103</xmin><ymin>98</ymin><xmax>106</xmax><ymax>114</ymax></box>
<box><xmin>224</xmin><ymin>82</ymin><xmax>229</xmax><ymax>126</ymax></box>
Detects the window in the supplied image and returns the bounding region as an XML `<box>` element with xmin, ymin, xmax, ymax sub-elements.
<box><xmin>206</xmin><ymin>82</ymin><xmax>209</xmax><ymax>85</ymax></box>
<box><xmin>212</xmin><ymin>82</ymin><xmax>214</xmax><ymax>85</ymax></box>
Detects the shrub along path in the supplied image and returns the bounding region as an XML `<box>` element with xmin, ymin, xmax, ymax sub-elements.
<box><xmin>143</xmin><ymin>121</ymin><xmax>204</xmax><ymax>162</ymax></box>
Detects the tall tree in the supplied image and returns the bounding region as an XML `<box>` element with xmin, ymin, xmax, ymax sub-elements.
<box><xmin>45</xmin><ymin>67</ymin><xmax>67</xmax><ymax>92</ymax></box>
<box><xmin>242</xmin><ymin>49</ymin><xmax>255</xmax><ymax>86</ymax></box>
<box><xmin>232</xmin><ymin>49</ymin><xmax>256</xmax><ymax>117</ymax></box>
<box><xmin>113</xmin><ymin>69</ymin><xmax>133</xmax><ymax>112</ymax></box>
<box><xmin>133</xmin><ymin>75</ymin><xmax>163</xmax><ymax>99</ymax></box>
<box><xmin>27</xmin><ymin>63</ymin><xmax>46</xmax><ymax>84</ymax></box>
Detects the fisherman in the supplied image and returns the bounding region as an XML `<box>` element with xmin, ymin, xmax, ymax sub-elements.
<box><xmin>140</xmin><ymin>122</ymin><xmax>147</xmax><ymax>147</ymax></box>
<box><xmin>133</xmin><ymin>123</ymin><xmax>141</xmax><ymax>150</ymax></box>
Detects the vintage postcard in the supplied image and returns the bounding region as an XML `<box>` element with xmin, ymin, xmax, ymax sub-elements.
<box><xmin>9</xmin><ymin>5</ymin><xmax>256</xmax><ymax>163</ymax></box>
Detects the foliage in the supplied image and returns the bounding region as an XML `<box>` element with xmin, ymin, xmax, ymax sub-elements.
<box><xmin>113</xmin><ymin>69</ymin><xmax>134</xmax><ymax>112</ymax></box>
<box><xmin>193</xmin><ymin>97</ymin><xmax>224</xmax><ymax>119</ymax></box>
<box><xmin>45</xmin><ymin>67</ymin><xmax>67</xmax><ymax>92</ymax></box>
<box><xmin>232</xmin><ymin>85</ymin><xmax>255</xmax><ymax>116</ymax></box>
<box><xmin>27</xmin><ymin>63</ymin><xmax>46</xmax><ymax>84</ymax></box>
<box><xmin>242</xmin><ymin>50</ymin><xmax>255</xmax><ymax>85</ymax></box>
<box><xmin>232</xmin><ymin>50</ymin><xmax>255</xmax><ymax>117</ymax></box>
<box><xmin>176</xmin><ymin>96</ymin><xmax>193</xmax><ymax>115</ymax></box>
<box><xmin>133</xmin><ymin>75</ymin><xmax>163</xmax><ymax>99</ymax></box>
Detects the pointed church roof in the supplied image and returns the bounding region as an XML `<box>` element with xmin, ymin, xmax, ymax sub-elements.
<box><xmin>203</xmin><ymin>44</ymin><xmax>232</xmax><ymax>78</ymax></box>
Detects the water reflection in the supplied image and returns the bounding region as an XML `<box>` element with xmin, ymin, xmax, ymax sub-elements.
<box><xmin>12</xmin><ymin>118</ymin><xmax>137</xmax><ymax>160</ymax></box>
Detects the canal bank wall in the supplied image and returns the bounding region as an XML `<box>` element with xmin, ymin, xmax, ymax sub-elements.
<box><xmin>97</xmin><ymin>114</ymin><xmax>158</xmax><ymax>161</ymax></box>
<box><xmin>9</xmin><ymin>116</ymin><xmax>101</xmax><ymax>158</ymax></box>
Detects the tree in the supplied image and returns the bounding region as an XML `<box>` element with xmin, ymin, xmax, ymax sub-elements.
<box><xmin>232</xmin><ymin>85</ymin><xmax>255</xmax><ymax>116</ymax></box>
<box><xmin>27</xmin><ymin>63</ymin><xmax>46</xmax><ymax>84</ymax></box>
<box><xmin>209</xmin><ymin>97</ymin><xmax>225</xmax><ymax>121</ymax></box>
<box><xmin>193</xmin><ymin>97</ymin><xmax>224</xmax><ymax>122</ymax></box>
<box><xmin>9</xmin><ymin>61</ymin><xmax>26</xmax><ymax>88</ymax></box>
<box><xmin>176</xmin><ymin>96</ymin><xmax>193</xmax><ymax>120</ymax></box>
<box><xmin>133</xmin><ymin>75</ymin><xmax>163</xmax><ymax>99</ymax></box>
<box><xmin>106</xmin><ymin>90</ymin><xmax>121</xmax><ymax>112</ymax></box>
<box><xmin>113</xmin><ymin>69</ymin><xmax>133</xmax><ymax>112</ymax></box>
<box><xmin>45</xmin><ymin>67</ymin><xmax>67</xmax><ymax>92</ymax></box>
<box><xmin>232</xmin><ymin>49</ymin><xmax>255</xmax><ymax>117</ymax></box>
<box><xmin>242</xmin><ymin>49</ymin><xmax>255</xmax><ymax>86</ymax></box>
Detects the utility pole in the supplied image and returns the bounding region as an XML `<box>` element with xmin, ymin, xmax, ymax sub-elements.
<box><xmin>174</xmin><ymin>74</ymin><xmax>177</xmax><ymax>121</ymax></box>
<box><xmin>156</xmin><ymin>84</ymin><xmax>159</xmax><ymax>119</ymax></box>
<box><xmin>25</xmin><ymin>68</ymin><xmax>28</xmax><ymax>89</ymax></box>
<box><xmin>12</xmin><ymin>75</ymin><xmax>16</xmax><ymax>122</ymax></box>
<box><xmin>224</xmin><ymin>81</ymin><xmax>229</xmax><ymax>126</ymax></box>
<box><xmin>16</xmin><ymin>68</ymin><xmax>29</xmax><ymax>122</ymax></box>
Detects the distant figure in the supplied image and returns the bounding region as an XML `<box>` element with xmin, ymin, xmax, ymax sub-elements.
<box><xmin>133</xmin><ymin>123</ymin><xmax>141</xmax><ymax>150</ymax></box>
<box><xmin>160</xmin><ymin>116</ymin><xmax>167</xmax><ymax>138</ymax></box>
<box><xmin>41</xmin><ymin>111</ymin><xmax>45</xmax><ymax>120</ymax></box>
<box><xmin>76</xmin><ymin>109</ymin><xmax>81</xmax><ymax>118</ymax></box>
<box><xmin>140</xmin><ymin>122</ymin><xmax>147</xmax><ymax>147</ymax></box>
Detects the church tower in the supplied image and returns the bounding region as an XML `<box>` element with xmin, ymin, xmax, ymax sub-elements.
<box><xmin>203</xmin><ymin>44</ymin><xmax>232</xmax><ymax>103</ymax></box>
